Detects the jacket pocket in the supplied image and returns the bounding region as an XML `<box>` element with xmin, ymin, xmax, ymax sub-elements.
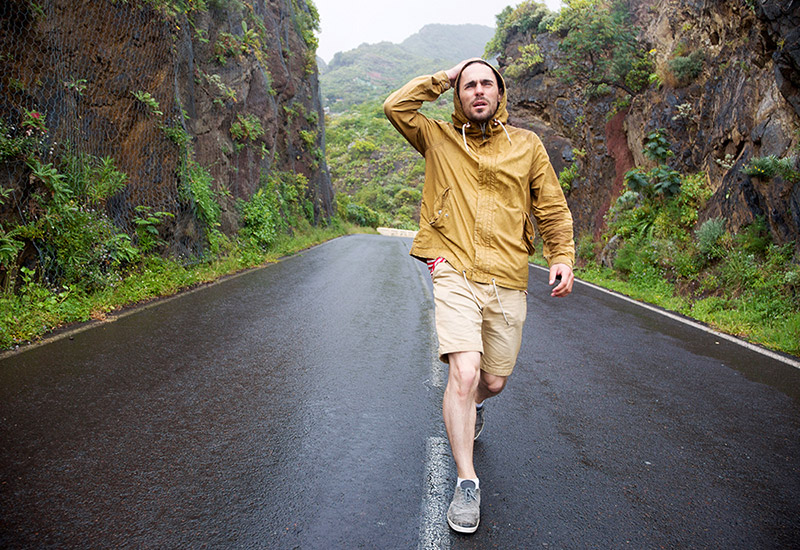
<box><xmin>523</xmin><ymin>213</ymin><xmax>536</xmax><ymax>255</ymax></box>
<box><xmin>429</xmin><ymin>187</ymin><xmax>451</xmax><ymax>229</ymax></box>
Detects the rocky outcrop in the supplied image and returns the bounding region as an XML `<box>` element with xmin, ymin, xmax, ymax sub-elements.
<box><xmin>0</xmin><ymin>0</ymin><xmax>332</xmax><ymax>257</ymax></box>
<box><xmin>499</xmin><ymin>0</ymin><xmax>800</xmax><ymax>256</ymax></box>
<box><xmin>757</xmin><ymin>0</ymin><xmax>800</xmax><ymax>119</ymax></box>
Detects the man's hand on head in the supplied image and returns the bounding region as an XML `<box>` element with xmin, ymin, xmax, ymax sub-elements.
<box><xmin>549</xmin><ymin>263</ymin><xmax>574</xmax><ymax>298</ymax></box>
<box><xmin>445</xmin><ymin>58</ymin><xmax>484</xmax><ymax>87</ymax></box>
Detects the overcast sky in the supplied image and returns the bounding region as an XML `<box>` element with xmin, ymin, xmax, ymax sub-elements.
<box><xmin>313</xmin><ymin>0</ymin><xmax>564</xmax><ymax>63</ymax></box>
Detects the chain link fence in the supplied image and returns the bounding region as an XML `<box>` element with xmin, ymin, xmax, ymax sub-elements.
<box><xmin>0</xmin><ymin>0</ymin><xmax>206</xmax><ymax>292</ymax></box>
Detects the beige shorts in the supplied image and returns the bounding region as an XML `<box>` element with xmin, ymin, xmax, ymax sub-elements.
<box><xmin>432</xmin><ymin>261</ymin><xmax>527</xmax><ymax>377</ymax></box>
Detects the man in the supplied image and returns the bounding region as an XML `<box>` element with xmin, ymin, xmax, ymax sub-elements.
<box><xmin>384</xmin><ymin>59</ymin><xmax>575</xmax><ymax>534</ymax></box>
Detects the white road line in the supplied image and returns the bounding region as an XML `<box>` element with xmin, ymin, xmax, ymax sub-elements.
<box><xmin>530</xmin><ymin>263</ymin><xmax>800</xmax><ymax>370</ymax></box>
<box><xmin>414</xmin><ymin>249</ymin><xmax>451</xmax><ymax>548</ymax></box>
<box><xmin>418</xmin><ymin>436</ymin><xmax>451</xmax><ymax>550</ymax></box>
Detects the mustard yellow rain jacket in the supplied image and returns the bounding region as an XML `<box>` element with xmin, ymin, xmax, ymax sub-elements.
<box><xmin>383</xmin><ymin>65</ymin><xmax>575</xmax><ymax>291</ymax></box>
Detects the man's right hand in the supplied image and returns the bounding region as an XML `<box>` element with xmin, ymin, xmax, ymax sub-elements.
<box><xmin>445</xmin><ymin>58</ymin><xmax>483</xmax><ymax>87</ymax></box>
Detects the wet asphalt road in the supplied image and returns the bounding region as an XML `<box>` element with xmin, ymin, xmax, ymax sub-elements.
<box><xmin>1</xmin><ymin>234</ymin><xmax>799</xmax><ymax>549</ymax></box>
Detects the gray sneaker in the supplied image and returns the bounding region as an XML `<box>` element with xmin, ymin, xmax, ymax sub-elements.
<box><xmin>447</xmin><ymin>480</ymin><xmax>480</xmax><ymax>533</ymax></box>
<box><xmin>474</xmin><ymin>405</ymin><xmax>485</xmax><ymax>440</ymax></box>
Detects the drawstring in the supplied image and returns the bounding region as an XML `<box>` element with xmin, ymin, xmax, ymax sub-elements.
<box><xmin>492</xmin><ymin>279</ymin><xmax>510</xmax><ymax>325</ymax></box>
<box><xmin>461</xmin><ymin>122</ymin><xmax>471</xmax><ymax>154</ymax></box>
<box><xmin>494</xmin><ymin>119</ymin><xmax>512</xmax><ymax>144</ymax></box>
<box><xmin>462</xmin><ymin>271</ymin><xmax>511</xmax><ymax>326</ymax></box>
<box><xmin>461</xmin><ymin>119</ymin><xmax>512</xmax><ymax>154</ymax></box>
<box><xmin>462</xmin><ymin>270</ymin><xmax>481</xmax><ymax>310</ymax></box>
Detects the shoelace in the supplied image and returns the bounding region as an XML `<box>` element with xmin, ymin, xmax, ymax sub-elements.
<box><xmin>462</xmin><ymin>486</ymin><xmax>478</xmax><ymax>502</ymax></box>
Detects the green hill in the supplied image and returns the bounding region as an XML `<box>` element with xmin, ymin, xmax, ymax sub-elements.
<box><xmin>320</xmin><ymin>23</ymin><xmax>494</xmax><ymax>112</ymax></box>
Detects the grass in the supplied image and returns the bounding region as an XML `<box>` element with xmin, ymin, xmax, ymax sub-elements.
<box><xmin>0</xmin><ymin>221</ymin><xmax>371</xmax><ymax>351</ymax></box>
<box><xmin>575</xmin><ymin>263</ymin><xmax>799</xmax><ymax>359</ymax></box>
<box><xmin>4</xmin><ymin>223</ymin><xmax>796</xmax><ymax>360</ymax></box>
<box><xmin>529</xmin><ymin>252</ymin><xmax>799</xmax><ymax>359</ymax></box>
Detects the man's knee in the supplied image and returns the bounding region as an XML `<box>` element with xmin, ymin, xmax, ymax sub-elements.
<box><xmin>480</xmin><ymin>372</ymin><xmax>508</xmax><ymax>396</ymax></box>
<box><xmin>447</xmin><ymin>351</ymin><xmax>482</xmax><ymax>391</ymax></box>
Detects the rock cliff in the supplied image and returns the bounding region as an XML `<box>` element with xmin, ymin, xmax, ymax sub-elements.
<box><xmin>499</xmin><ymin>0</ymin><xmax>800</xmax><ymax>256</ymax></box>
<box><xmin>0</xmin><ymin>0</ymin><xmax>332</xmax><ymax>260</ymax></box>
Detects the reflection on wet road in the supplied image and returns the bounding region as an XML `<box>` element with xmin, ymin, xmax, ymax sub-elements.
<box><xmin>1</xmin><ymin>234</ymin><xmax>798</xmax><ymax>549</ymax></box>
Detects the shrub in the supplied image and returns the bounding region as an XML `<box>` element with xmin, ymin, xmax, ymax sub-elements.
<box><xmin>666</xmin><ymin>49</ymin><xmax>705</xmax><ymax>87</ymax></box>
<box><xmin>181</xmin><ymin>159</ymin><xmax>221</xmax><ymax>231</ymax></box>
<box><xmin>548</xmin><ymin>0</ymin><xmax>653</xmax><ymax>96</ymax></box>
<box><xmin>735</xmin><ymin>216</ymin><xmax>771</xmax><ymax>255</ymax></box>
<box><xmin>230</xmin><ymin>113</ymin><xmax>264</xmax><ymax>145</ymax></box>
<box><xmin>335</xmin><ymin>194</ymin><xmax>379</xmax><ymax>228</ymax></box>
<box><xmin>298</xmin><ymin>129</ymin><xmax>317</xmax><ymax>149</ymax></box>
<box><xmin>742</xmin><ymin>155</ymin><xmax>799</xmax><ymax>182</ymax></box>
<box><xmin>557</xmin><ymin>163</ymin><xmax>579</xmax><ymax>192</ymax></box>
<box><xmin>351</xmin><ymin>139</ymin><xmax>377</xmax><ymax>156</ymax></box>
<box><xmin>133</xmin><ymin>206</ymin><xmax>174</xmax><ymax>253</ymax></box>
<box><xmin>504</xmin><ymin>43</ymin><xmax>544</xmax><ymax>79</ymax></box>
<box><xmin>131</xmin><ymin>90</ymin><xmax>163</xmax><ymax>117</ymax></box>
<box><xmin>642</xmin><ymin>129</ymin><xmax>673</xmax><ymax>162</ymax></box>
<box><xmin>485</xmin><ymin>1</ymin><xmax>551</xmax><ymax>57</ymax></box>
<box><xmin>625</xmin><ymin>165</ymin><xmax>681</xmax><ymax>198</ymax></box>
<box><xmin>576</xmin><ymin>233</ymin><xmax>596</xmax><ymax>263</ymax></box>
<box><xmin>0</xmin><ymin>118</ymin><xmax>36</xmax><ymax>161</ymax></box>
<box><xmin>695</xmin><ymin>217</ymin><xmax>727</xmax><ymax>258</ymax></box>
<box><xmin>239</xmin><ymin>188</ymin><xmax>280</xmax><ymax>249</ymax></box>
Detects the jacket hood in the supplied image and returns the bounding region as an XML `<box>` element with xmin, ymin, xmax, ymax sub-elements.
<box><xmin>452</xmin><ymin>60</ymin><xmax>508</xmax><ymax>130</ymax></box>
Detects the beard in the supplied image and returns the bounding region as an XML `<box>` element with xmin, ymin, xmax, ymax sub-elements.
<box><xmin>465</xmin><ymin>100</ymin><xmax>498</xmax><ymax>124</ymax></box>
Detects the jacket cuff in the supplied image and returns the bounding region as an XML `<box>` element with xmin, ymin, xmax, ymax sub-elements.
<box><xmin>433</xmin><ymin>70</ymin><xmax>451</xmax><ymax>92</ymax></box>
<box><xmin>548</xmin><ymin>255</ymin><xmax>574</xmax><ymax>269</ymax></box>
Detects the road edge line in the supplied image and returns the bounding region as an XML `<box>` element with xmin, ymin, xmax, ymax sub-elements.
<box><xmin>530</xmin><ymin>263</ymin><xmax>800</xmax><ymax>370</ymax></box>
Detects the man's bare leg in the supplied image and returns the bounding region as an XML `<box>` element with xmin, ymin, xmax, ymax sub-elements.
<box><xmin>476</xmin><ymin>371</ymin><xmax>508</xmax><ymax>404</ymax></box>
<box><xmin>443</xmin><ymin>351</ymin><xmax>481</xmax><ymax>478</ymax></box>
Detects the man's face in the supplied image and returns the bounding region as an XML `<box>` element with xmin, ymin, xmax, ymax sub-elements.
<box><xmin>458</xmin><ymin>63</ymin><xmax>500</xmax><ymax>124</ymax></box>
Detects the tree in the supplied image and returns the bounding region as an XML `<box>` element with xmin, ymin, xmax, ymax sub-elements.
<box><xmin>549</xmin><ymin>0</ymin><xmax>652</xmax><ymax>96</ymax></box>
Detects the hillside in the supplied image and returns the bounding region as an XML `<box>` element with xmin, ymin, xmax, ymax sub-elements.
<box><xmin>0</xmin><ymin>0</ymin><xmax>336</xmax><ymax>347</ymax></box>
<box><xmin>320</xmin><ymin>23</ymin><xmax>494</xmax><ymax>112</ymax></box>
<box><xmin>492</xmin><ymin>0</ymin><xmax>799</xmax><ymax>354</ymax></box>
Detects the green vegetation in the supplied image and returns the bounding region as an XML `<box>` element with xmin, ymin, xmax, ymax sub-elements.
<box><xmin>230</xmin><ymin>113</ymin><xmax>265</xmax><ymax>150</ymax></box>
<box><xmin>132</xmin><ymin>90</ymin><xmax>163</xmax><ymax>116</ymax></box>
<box><xmin>504</xmin><ymin>43</ymin><xmax>544</xmax><ymax>79</ymax></box>
<box><xmin>624</xmin><ymin>129</ymin><xmax>682</xmax><ymax>198</ymax></box>
<box><xmin>0</xmin><ymin>0</ymin><xmax>341</xmax><ymax>352</ymax></box>
<box><xmin>238</xmin><ymin>171</ymin><xmax>315</xmax><ymax>250</ymax></box>
<box><xmin>742</xmin><ymin>154</ymin><xmax>800</xmax><ymax>182</ymax></box>
<box><xmin>565</xmin><ymin>129</ymin><xmax>800</xmax><ymax>356</ymax></box>
<box><xmin>0</xmin><ymin>221</ymin><xmax>354</xmax><ymax>351</ymax></box>
<box><xmin>291</xmin><ymin>0</ymin><xmax>320</xmax><ymax>51</ymax></box>
<box><xmin>0</xmin><ymin>147</ymin><xmax>355</xmax><ymax>349</ymax></box>
<box><xmin>485</xmin><ymin>1</ymin><xmax>554</xmax><ymax>58</ymax></box>
<box><xmin>557</xmin><ymin>162</ymin><xmax>579</xmax><ymax>192</ymax></box>
<box><xmin>547</xmin><ymin>0</ymin><xmax>653</xmax><ymax>96</ymax></box>
<box><xmin>666</xmin><ymin>49</ymin><xmax>705</xmax><ymax>87</ymax></box>
<box><xmin>321</xmin><ymin>24</ymin><xmax>493</xmax><ymax>113</ymax></box>
<box><xmin>0</xmin><ymin>118</ymin><xmax>37</xmax><ymax>161</ymax></box>
<box><xmin>325</xmin><ymin>99</ymin><xmax>452</xmax><ymax>229</ymax></box>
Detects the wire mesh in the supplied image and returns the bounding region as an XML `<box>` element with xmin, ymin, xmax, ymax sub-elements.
<box><xmin>0</xmin><ymin>0</ymin><xmax>200</xmax><ymax>291</ymax></box>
